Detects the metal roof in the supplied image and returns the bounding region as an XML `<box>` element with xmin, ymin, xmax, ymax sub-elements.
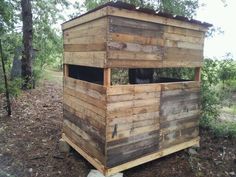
<box><xmin>64</xmin><ymin>1</ymin><xmax>212</xmax><ymax>28</ymax></box>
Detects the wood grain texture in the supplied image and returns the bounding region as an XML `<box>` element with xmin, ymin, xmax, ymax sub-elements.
<box><xmin>63</xmin><ymin>121</ymin><xmax>105</xmax><ymax>163</ymax></box>
<box><xmin>105</xmin><ymin>137</ymin><xmax>200</xmax><ymax>175</ymax></box>
<box><xmin>107</xmin><ymin>6</ymin><xmax>208</xmax><ymax>32</ymax></box>
<box><xmin>64</xmin><ymin>51</ymin><xmax>106</xmax><ymax>68</ymax></box>
<box><xmin>159</xmin><ymin>82</ymin><xmax>200</xmax><ymax>149</ymax></box>
<box><xmin>62</xmin><ymin>7</ymin><xmax>108</xmax><ymax>30</ymax></box>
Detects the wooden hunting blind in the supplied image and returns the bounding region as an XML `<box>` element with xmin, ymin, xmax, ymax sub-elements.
<box><xmin>62</xmin><ymin>2</ymin><xmax>212</xmax><ymax>175</ymax></box>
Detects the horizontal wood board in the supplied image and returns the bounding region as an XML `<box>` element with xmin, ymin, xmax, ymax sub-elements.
<box><xmin>63</xmin><ymin>75</ymin><xmax>201</xmax><ymax>170</ymax></box>
<box><xmin>106</xmin><ymin>83</ymin><xmax>160</xmax><ymax>167</ymax></box>
<box><xmin>159</xmin><ymin>81</ymin><xmax>200</xmax><ymax>149</ymax></box>
<box><xmin>106</xmin><ymin>16</ymin><xmax>204</xmax><ymax>68</ymax></box>
<box><xmin>63</xmin><ymin>77</ymin><xmax>106</xmax><ymax>163</ymax></box>
<box><xmin>63</xmin><ymin>17</ymin><xmax>107</xmax><ymax>67</ymax></box>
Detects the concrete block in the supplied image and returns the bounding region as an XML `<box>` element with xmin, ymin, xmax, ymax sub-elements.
<box><xmin>87</xmin><ymin>170</ymin><xmax>123</xmax><ymax>177</ymax></box>
<box><xmin>58</xmin><ymin>138</ymin><xmax>71</xmax><ymax>153</ymax></box>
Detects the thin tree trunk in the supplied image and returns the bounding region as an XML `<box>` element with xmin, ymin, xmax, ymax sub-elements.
<box><xmin>21</xmin><ymin>0</ymin><xmax>33</xmax><ymax>89</ymax></box>
<box><xmin>0</xmin><ymin>40</ymin><xmax>11</xmax><ymax>116</ymax></box>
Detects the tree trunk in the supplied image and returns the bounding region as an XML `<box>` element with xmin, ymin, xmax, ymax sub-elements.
<box><xmin>21</xmin><ymin>0</ymin><xmax>33</xmax><ymax>89</ymax></box>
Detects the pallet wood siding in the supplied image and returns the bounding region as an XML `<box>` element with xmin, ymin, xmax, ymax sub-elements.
<box><xmin>63</xmin><ymin>17</ymin><xmax>107</xmax><ymax>68</ymax></box>
<box><xmin>107</xmin><ymin>16</ymin><xmax>204</xmax><ymax>68</ymax></box>
<box><xmin>63</xmin><ymin>76</ymin><xmax>106</xmax><ymax>164</ymax></box>
<box><xmin>160</xmin><ymin>81</ymin><xmax>200</xmax><ymax>149</ymax></box>
<box><xmin>61</xmin><ymin>4</ymin><xmax>210</xmax><ymax>175</ymax></box>
<box><xmin>106</xmin><ymin>84</ymin><xmax>161</xmax><ymax>167</ymax></box>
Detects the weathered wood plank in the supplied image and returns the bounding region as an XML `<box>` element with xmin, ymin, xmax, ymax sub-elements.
<box><xmin>62</xmin><ymin>133</ymin><xmax>106</xmax><ymax>174</ymax></box>
<box><xmin>164</xmin><ymin>40</ymin><xmax>204</xmax><ymax>50</ymax></box>
<box><xmin>64</xmin><ymin>27</ymin><xmax>106</xmax><ymax>41</ymax></box>
<box><xmin>64</xmin><ymin>93</ymin><xmax>106</xmax><ymax>117</ymax></box>
<box><xmin>107</xmin><ymin>98</ymin><xmax>160</xmax><ymax>112</ymax></box>
<box><xmin>163</xmin><ymin>32</ymin><xmax>204</xmax><ymax>44</ymax></box>
<box><xmin>106</xmin><ymin>59</ymin><xmax>163</xmax><ymax>68</ymax></box>
<box><xmin>64</xmin><ymin>87</ymin><xmax>105</xmax><ymax>109</ymax></box>
<box><xmin>62</xmin><ymin>7</ymin><xmax>108</xmax><ymax>30</ymax></box>
<box><xmin>64</xmin><ymin>76</ymin><xmax>106</xmax><ymax>95</ymax></box>
<box><xmin>108</xmin><ymin>111</ymin><xmax>160</xmax><ymax>125</ymax></box>
<box><xmin>160</xmin><ymin>102</ymin><xmax>200</xmax><ymax>120</ymax></box>
<box><xmin>165</xmin><ymin>26</ymin><xmax>205</xmax><ymax>38</ymax></box>
<box><xmin>107</xmin><ymin>124</ymin><xmax>159</xmax><ymax>142</ymax></box>
<box><xmin>160</xmin><ymin>115</ymin><xmax>199</xmax><ymax>134</ymax></box>
<box><xmin>108</xmin><ymin>41</ymin><xmax>164</xmax><ymax>54</ymax></box>
<box><xmin>64</xmin><ymin>17</ymin><xmax>107</xmax><ymax>32</ymax></box>
<box><xmin>63</xmin><ymin>119</ymin><xmax>104</xmax><ymax>154</ymax></box>
<box><xmin>107</xmin><ymin>136</ymin><xmax>159</xmax><ymax>167</ymax></box>
<box><xmin>64</xmin><ymin>104</ymin><xmax>105</xmax><ymax>130</ymax></box>
<box><xmin>107</xmin><ymin>105</ymin><xmax>160</xmax><ymax>119</ymax></box>
<box><xmin>107</xmin><ymin>91</ymin><xmax>160</xmax><ymax>103</ymax></box>
<box><xmin>107</xmin><ymin>84</ymin><xmax>161</xmax><ymax>95</ymax></box>
<box><xmin>163</xmin><ymin>47</ymin><xmax>203</xmax><ymax>61</ymax></box>
<box><xmin>63</xmin><ymin>124</ymin><xmax>105</xmax><ymax>164</ymax></box>
<box><xmin>160</xmin><ymin>127</ymin><xmax>199</xmax><ymax>149</ymax></box>
<box><xmin>108</xmin><ymin>118</ymin><xmax>159</xmax><ymax>133</ymax></box>
<box><xmin>161</xmin><ymin>87</ymin><xmax>200</xmax><ymax>97</ymax></box>
<box><xmin>160</xmin><ymin>109</ymin><xmax>200</xmax><ymax>123</ymax></box>
<box><xmin>109</xmin><ymin>16</ymin><xmax>164</xmax><ymax>31</ymax></box>
<box><xmin>109</xmin><ymin>18</ymin><xmax>163</xmax><ymax>38</ymax></box>
<box><xmin>107</xmin><ymin>6</ymin><xmax>208</xmax><ymax>32</ymax></box>
<box><xmin>64</xmin><ymin>51</ymin><xmax>106</xmax><ymax>67</ymax></box>
<box><xmin>109</xmin><ymin>33</ymin><xmax>164</xmax><ymax>46</ymax></box>
<box><xmin>64</xmin><ymin>43</ymin><xmax>106</xmax><ymax>52</ymax></box>
<box><xmin>105</xmin><ymin>137</ymin><xmax>200</xmax><ymax>175</ymax></box>
<box><xmin>63</xmin><ymin>110</ymin><xmax>105</xmax><ymax>145</ymax></box>
<box><xmin>64</xmin><ymin>26</ymin><xmax>106</xmax><ymax>40</ymax></box>
<box><xmin>63</xmin><ymin>102</ymin><xmax>105</xmax><ymax>125</ymax></box>
<box><xmin>64</xmin><ymin>35</ymin><xmax>106</xmax><ymax>45</ymax></box>
<box><xmin>107</xmin><ymin>130</ymin><xmax>159</xmax><ymax>148</ymax></box>
<box><xmin>107</xmin><ymin>50</ymin><xmax>162</xmax><ymax>61</ymax></box>
<box><xmin>161</xmin><ymin>81</ymin><xmax>200</xmax><ymax>91</ymax></box>
<box><xmin>162</xmin><ymin>60</ymin><xmax>203</xmax><ymax>67</ymax></box>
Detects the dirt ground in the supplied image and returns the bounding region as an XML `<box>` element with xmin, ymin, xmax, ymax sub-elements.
<box><xmin>0</xmin><ymin>79</ymin><xmax>236</xmax><ymax>177</ymax></box>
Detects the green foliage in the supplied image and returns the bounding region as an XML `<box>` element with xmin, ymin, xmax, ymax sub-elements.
<box><xmin>155</xmin><ymin>67</ymin><xmax>194</xmax><ymax>80</ymax></box>
<box><xmin>0</xmin><ymin>0</ymin><xmax>14</xmax><ymax>35</ymax></box>
<box><xmin>218</xmin><ymin>54</ymin><xmax>236</xmax><ymax>85</ymax></box>
<box><xmin>208</xmin><ymin>120</ymin><xmax>236</xmax><ymax>138</ymax></box>
<box><xmin>200</xmin><ymin>59</ymin><xmax>220</xmax><ymax>126</ymax></box>
<box><xmin>82</xmin><ymin>0</ymin><xmax>199</xmax><ymax>18</ymax></box>
<box><xmin>8</xmin><ymin>78</ymin><xmax>22</xmax><ymax>97</ymax></box>
<box><xmin>200</xmin><ymin>58</ymin><xmax>236</xmax><ymax>137</ymax></box>
<box><xmin>159</xmin><ymin>0</ymin><xmax>198</xmax><ymax>17</ymax></box>
<box><xmin>0</xmin><ymin>0</ymin><xmax>70</xmax><ymax>94</ymax></box>
<box><xmin>0</xmin><ymin>77</ymin><xmax>22</xmax><ymax>97</ymax></box>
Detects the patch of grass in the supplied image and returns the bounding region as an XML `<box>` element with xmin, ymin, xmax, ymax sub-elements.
<box><xmin>201</xmin><ymin>119</ymin><xmax>236</xmax><ymax>138</ymax></box>
<box><xmin>222</xmin><ymin>105</ymin><xmax>236</xmax><ymax>115</ymax></box>
<box><xmin>42</xmin><ymin>69</ymin><xmax>63</xmax><ymax>84</ymax></box>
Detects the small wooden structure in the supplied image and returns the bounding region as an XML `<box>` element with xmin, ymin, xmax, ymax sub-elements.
<box><xmin>62</xmin><ymin>2</ymin><xmax>211</xmax><ymax>175</ymax></box>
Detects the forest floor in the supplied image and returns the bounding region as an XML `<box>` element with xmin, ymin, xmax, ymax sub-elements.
<box><xmin>0</xmin><ymin>71</ymin><xmax>236</xmax><ymax>177</ymax></box>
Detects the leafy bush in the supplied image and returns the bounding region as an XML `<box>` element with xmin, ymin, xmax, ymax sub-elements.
<box><xmin>200</xmin><ymin>58</ymin><xmax>236</xmax><ymax>137</ymax></box>
<box><xmin>209</xmin><ymin>120</ymin><xmax>236</xmax><ymax>138</ymax></box>
<box><xmin>0</xmin><ymin>78</ymin><xmax>22</xmax><ymax>97</ymax></box>
<box><xmin>200</xmin><ymin>59</ymin><xmax>220</xmax><ymax>126</ymax></box>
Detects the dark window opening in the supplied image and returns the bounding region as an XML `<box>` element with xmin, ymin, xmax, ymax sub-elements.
<box><xmin>154</xmin><ymin>68</ymin><xmax>194</xmax><ymax>82</ymax></box>
<box><xmin>68</xmin><ymin>65</ymin><xmax>103</xmax><ymax>85</ymax></box>
<box><xmin>111</xmin><ymin>68</ymin><xmax>195</xmax><ymax>85</ymax></box>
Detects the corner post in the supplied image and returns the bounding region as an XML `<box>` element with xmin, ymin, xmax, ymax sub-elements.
<box><xmin>64</xmin><ymin>64</ymin><xmax>68</xmax><ymax>77</ymax></box>
<box><xmin>194</xmin><ymin>67</ymin><xmax>201</xmax><ymax>81</ymax></box>
<box><xmin>104</xmin><ymin>68</ymin><xmax>111</xmax><ymax>87</ymax></box>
